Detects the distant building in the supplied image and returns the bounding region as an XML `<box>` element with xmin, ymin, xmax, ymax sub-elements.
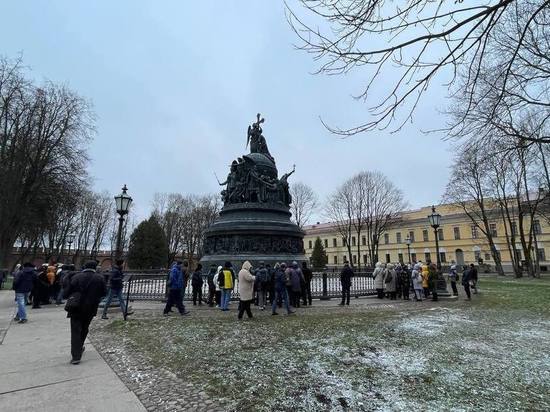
<box><xmin>303</xmin><ymin>203</ymin><xmax>549</xmax><ymax>273</ymax></box>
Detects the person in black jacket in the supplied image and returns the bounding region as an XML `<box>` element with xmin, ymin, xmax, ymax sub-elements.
<box><xmin>462</xmin><ymin>265</ymin><xmax>472</xmax><ymax>300</ymax></box>
<box><xmin>101</xmin><ymin>260</ymin><xmax>132</xmax><ymax>320</ymax></box>
<box><xmin>339</xmin><ymin>263</ymin><xmax>354</xmax><ymax>306</ymax></box>
<box><xmin>191</xmin><ymin>264</ymin><xmax>204</xmax><ymax>306</ymax></box>
<box><xmin>13</xmin><ymin>263</ymin><xmax>37</xmax><ymax>324</ymax></box>
<box><xmin>63</xmin><ymin>261</ymin><xmax>107</xmax><ymax>364</ymax></box>
<box><xmin>301</xmin><ymin>262</ymin><xmax>313</xmax><ymax>306</ymax></box>
<box><xmin>206</xmin><ymin>264</ymin><xmax>217</xmax><ymax>307</ymax></box>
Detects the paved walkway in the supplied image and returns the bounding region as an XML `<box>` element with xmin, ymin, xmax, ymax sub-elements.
<box><xmin>0</xmin><ymin>291</ymin><xmax>145</xmax><ymax>412</ymax></box>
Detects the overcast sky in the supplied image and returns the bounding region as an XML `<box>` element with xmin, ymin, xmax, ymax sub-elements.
<box><xmin>2</xmin><ymin>1</ymin><xmax>453</xmax><ymax>222</ymax></box>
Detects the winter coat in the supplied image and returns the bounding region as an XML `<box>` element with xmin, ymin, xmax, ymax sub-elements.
<box><xmin>47</xmin><ymin>265</ymin><xmax>56</xmax><ymax>285</ymax></box>
<box><xmin>289</xmin><ymin>267</ymin><xmax>304</xmax><ymax>292</ymax></box>
<box><xmin>64</xmin><ymin>269</ymin><xmax>107</xmax><ymax>318</ymax></box>
<box><xmin>384</xmin><ymin>268</ymin><xmax>397</xmax><ymax>293</ymax></box>
<box><xmin>373</xmin><ymin>264</ymin><xmax>386</xmax><ymax>289</ymax></box>
<box><xmin>14</xmin><ymin>267</ymin><xmax>37</xmax><ymax>294</ymax></box>
<box><xmin>428</xmin><ymin>265</ymin><xmax>438</xmax><ymax>289</ymax></box>
<box><xmin>213</xmin><ymin>266</ymin><xmax>222</xmax><ymax>292</ymax></box>
<box><xmin>411</xmin><ymin>266</ymin><xmax>423</xmax><ymax>290</ymax></box>
<box><xmin>255</xmin><ymin>267</ymin><xmax>270</xmax><ymax>290</ymax></box>
<box><xmin>470</xmin><ymin>267</ymin><xmax>478</xmax><ymax>281</ymax></box>
<box><xmin>273</xmin><ymin>268</ymin><xmax>287</xmax><ymax>292</ymax></box>
<box><xmin>340</xmin><ymin>266</ymin><xmax>354</xmax><ymax>287</ymax></box>
<box><xmin>421</xmin><ymin>265</ymin><xmax>429</xmax><ymax>288</ymax></box>
<box><xmin>109</xmin><ymin>266</ymin><xmax>124</xmax><ymax>290</ymax></box>
<box><xmin>302</xmin><ymin>266</ymin><xmax>313</xmax><ymax>284</ymax></box>
<box><xmin>168</xmin><ymin>264</ymin><xmax>184</xmax><ymax>290</ymax></box>
<box><xmin>191</xmin><ymin>270</ymin><xmax>204</xmax><ymax>288</ymax></box>
<box><xmin>462</xmin><ymin>269</ymin><xmax>472</xmax><ymax>286</ymax></box>
<box><xmin>400</xmin><ymin>267</ymin><xmax>411</xmax><ymax>289</ymax></box>
<box><xmin>220</xmin><ymin>268</ymin><xmax>234</xmax><ymax>290</ymax></box>
<box><xmin>238</xmin><ymin>261</ymin><xmax>256</xmax><ymax>301</ymax></box>
<box><xmin>449</xmin><ymin>266</ymin><xmax>458</xmax><ymax>283</ymax></box>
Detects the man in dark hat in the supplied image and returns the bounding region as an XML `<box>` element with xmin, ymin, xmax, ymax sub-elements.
<box><xmin>63</xmin><ymin>261</ymin><xmax>107</xmax><ymax>365</ymax></box>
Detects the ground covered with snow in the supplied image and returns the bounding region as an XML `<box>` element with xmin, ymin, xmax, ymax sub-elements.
<box><xmin>93</xmin><ymin>277</ymin><xmax>550</xmax><ymax>411</ymax></box>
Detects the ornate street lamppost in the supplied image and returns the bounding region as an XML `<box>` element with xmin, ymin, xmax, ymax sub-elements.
<box><xmin>427</xmin><ymin>205</ymin><xmax>450</xmax><ymax>296</ymax></box>
<box><xmin>114</xmin><ymin>184</ymin><xmax>132</xmax><ymax>261</ymax></box>
<box><xmin>66</xmin><ymin>233</ymin><xmax>75</xmax><ymax>263</ymax></box>
<box><xmin>428</xmin><ymin>206</ymin><xmax>442</xmax><ymax>270</ymax></box>
<box><xmin>405</xmin><ymin>235</ymin><xmax>412</xmax><ymax>265</ymax></box>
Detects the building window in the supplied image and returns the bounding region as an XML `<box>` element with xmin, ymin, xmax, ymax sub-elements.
<box><xmin>424</xmin><ymin>252</ymin><xmax>431</xmax><ymax>263</ymax></box>
<box><xmin>514</xmin><ymin>248</ymin><xmax>522</xmax><ymax>261</ymax></box>
<box><xmin>440</xmin><ymin>252</ymin><xmax>447</xmax><ymax>263</ymax></box>
<box><xmin>396</xmin><ymin>232</ymin><xmax>402</xmax><ymax>243</ymax></box>
<box><xmin>363</xmin><ymin>255</ymin><xmax>368</xmax><ymax>265</ymax></box>
<box><xmin>308</xmin><ymin>240</ymin><xmax>312</xmax><ymax>249</ymax></box>
<box><xmin>537</xmin><ymin>248</ymin><xmax>546</xmax><ymax>261</ymax></box>
<box><xmin>489</xmin><ymin>223</ymin><xmax>497</xmax><ymax>237</ymax></box>
<box><xmin>411</xmin><ymin>253</ymin><xmax>417</xmax><ymax>263</ymax></box>
<box><xmin>511</xmin><ymin>221</ymin><xmax>517</xmax><ymax>236</ymax></box>
<box><xmin>384</xmin><ymin>233</ymin><xmax>389</xmax><ymax>244</ymax></box>
<box><xmin>343</xmin><ymin>255</ymin><xmax>348</xmax><ymax>263</ymax></box>
<box><xmin>333</xmin><ymin>255</ymin><xmax>338</xmax><ymax>265</ymax></box>
<box><xmin>362</xmin><ymin>236</ymin><xmax>366</xmax><ymax>246</ymax></box>
<box><xmin>398</xmin><ymin>253</ymin><xmax>404</xmax><ymax>263</ymax></box>
<box><xmin>324</xmin><ymin>239</ymin><xmax>328</xmax><ymax>248</ymax></box>
<box><xmin>471</xmin><ymin>225</ymin><xmax>478</xmax><ymax>239</ymax></box>
<box><xmin>438</xmin><ymin>228</ymin><xmax>444</xmax><ymax>241</ymax></box>
<box><xmin>484</xmin><ymin>253</ymin><xmax>491</xmax><ymax>261</ymax></box>
<box><xmin>352</xmin><ymin>236</ymin><xmax>356</xmax><ymax>247</ymax></box>
<box><xmin>342</xmin><ymin>237</ymin><xmax>347</xmax><ymax>247</ymax></box>
<box><xmin>333</xmin><ymin>238</ymin><xmax>337</xmax><ymax>248</ymax></box>
<box><xmin>474</xmin><ymin>250</ymin><xmax>481</xmax><ymax>262</ymax></box>
<box><xmin>353</xmin><ymin>255</ymin><xmax>357</xmax><ymax>264</ymax></box>
<box><xmin>385</xmin><ymin>253</ymin><xmax>391</xmax><ymax>263</ymax></box>
<box><xmin>423</xmin><ymin>230</ymin><xmax>429</xmax><ymax>242</ymax></box>
<box><xmin>409</xmin><ymin>231</ymin><xmax>415</xmax><ymax>243</ymax></box>
<box><xmin>454</xmin><ymin>227</ymin><xmax>460</xmax><ymax>240</ymax></box>
<box><xmin>533</xmin><ymin>220</ymin><xmax>542</xmax><ymax>235</ymax></box>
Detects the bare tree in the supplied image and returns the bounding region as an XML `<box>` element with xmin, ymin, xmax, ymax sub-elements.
<box><xmin>290</xmin><ymin>182</ymin><xmax>318</xmax><ymax>228</ymax></box>
<box><xmin>287</xmin><ymin>1</ymin><xmax>549</xmax><ymax>136</ymax></box>
<box><xmin>0</xmin><ymin>56</ymin><xmax>93</xmax><ymax>268</ymax></box>
<box><xmin>325</xmin><ymin>183</ymin><xmax>354</xmax><ymax>265</ymax></box>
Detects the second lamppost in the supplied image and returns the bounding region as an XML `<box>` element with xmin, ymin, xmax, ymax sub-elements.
<box><xmin>114</xmin><ymin>184</ymin><xmax>132</xmax><ymax>261</ymax></box>
<box><xmin>427</xmin><ymin>205</ymin><xmax>450</xmax><ymax>296</ymax></box>
<box><xmin>405</xmin><ymin>235</ymin><xmax>412</xmax><ymax>265</ymax></box>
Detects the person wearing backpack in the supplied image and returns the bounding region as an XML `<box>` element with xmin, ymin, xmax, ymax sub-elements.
<box><xmin>271</xmin><ymin>263</ymin><xmax>294</xmax><ymax>316</ymax></box>
<box><xmin>63</xmin><ymin>261</ymin><xmax>107</xmax><ymax>365</ymax></box>
<box><xmin>289</xmin><ymin>261</ymin><xmax>304</xmax><ymax>308</ymax></box>
<box><xmin>255</xmin><ymin>261</ymin><xmax>269</xmax><ymax>311</ymax></box>
<box><xmin>163</xmin><ymin>261</ymin><xmax>190</xmax><ymax>316</ymax></box>
<box><xmin>191</xmin><ymin>264</ymin><xmax>204</xmax><ymax>306</ymax></box>
<box><xmin>101</xmin><ymin>259</ymin><xmax>132</xmax><ymax>319</ymax></box>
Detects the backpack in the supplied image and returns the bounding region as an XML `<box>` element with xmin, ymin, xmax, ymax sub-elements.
<box><xmin>217</xmin><ymin>270</ymin><xmax>225</xmax><ymax>288</ymax></box>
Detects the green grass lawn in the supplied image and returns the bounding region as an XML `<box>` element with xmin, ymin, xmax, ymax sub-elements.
<box><xmin>101</xmin><ymin>277</ymin><xmax>550</xmax><ymax>411</ymax></box>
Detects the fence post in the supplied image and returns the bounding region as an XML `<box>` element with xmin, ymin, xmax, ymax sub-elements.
<box><xmin>124</xmin><ymin>275</ymin><xmax>133</xmax><ymax>321</ymax></box>
<box><xmin>320</xmin><ymin>272</ymin><xmax>330</xmax><ymax>300</ymax></box>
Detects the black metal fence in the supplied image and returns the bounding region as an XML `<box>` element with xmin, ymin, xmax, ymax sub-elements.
<box><xmin>120</xmin><ymin>270</ymin><xmax>376</xmax><ymax>302</ymax></box>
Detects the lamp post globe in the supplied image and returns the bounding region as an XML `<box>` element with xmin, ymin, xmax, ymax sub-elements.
<box><xmin>114</xmin><ymin>185</ymin><xmax>132</xmax><ymax>260</ymax></box>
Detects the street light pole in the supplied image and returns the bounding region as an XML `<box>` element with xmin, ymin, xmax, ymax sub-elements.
<box><xmin>114</xmin><ymin>185</ymin><xmax>133</xmax><ymax>261</ymax></box>
<box><xmin>67</xmin><ymin>234</ymin><xmax>75</xmax><ymax>264</ymax></box>
<box><xmin>427</xmin><ymin>205</ymin><xmax>450</xmax><ymax>297</ymax></box>
<box><xmin>405</xmin><ymin>235</ymin><xmax>412</xmax><ymax>265</ymax></box>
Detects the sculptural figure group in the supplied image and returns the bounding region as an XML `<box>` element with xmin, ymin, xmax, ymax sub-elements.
<box><xmin>218</xmin><ymin>114</ymin><xmax>295</xmax><ymax>206</ymax></box>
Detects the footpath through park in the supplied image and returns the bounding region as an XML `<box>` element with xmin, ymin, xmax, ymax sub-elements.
<box><xmin>0</xmin><ymin>290</ymin><xmax>145</xmax><ymax>412</ymax></box>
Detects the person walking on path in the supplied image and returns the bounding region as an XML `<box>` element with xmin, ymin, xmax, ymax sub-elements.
<box><xmin>238</xmin><ymin>261</ymin><xmax>256</xmax><ymax>320</ymax></box>
<box><xmin>63</xmin><ymin>261</ymin><xmax>107</xmax><ymax>365</ymax></box>
<box><xmin>163</xmin><ymin>262</ymin><xmax>190</xmax><ymax>316</ymax></box>
<box><xmin>373</xmin><ymin>262</ymin><xmax>385</xmax><ymax>299</ymax></box>
<box><xmin>272</xmin><ymin>263</ymin><xmax>294</xmax><ymax>316</ymax></box>
<box><xmin>470</xmin><ymin>263</ymin><xmax>478</xmax><ymax>294</ymax></box>
<box><xmin>448</xmin><ymin>263</ymin><xmax>459</xmax><ymax>296</ymax></box>
<box><xmin>13</xmin><ymin>262</ymin><xmax>37</xmax><ymax>324</ymax></box>
<box><xmin>191</xmin><ymin>264</ymin><xmax>204</xmax><ymax>306</ymax></box>
<box><xmin>461</xmin><ymin>265</ymin><xmax>472</xmax><ymax>300</ymax></box>
<box><xmin>101</xmin><ymin>260</ymin><xmax>132</xmax><ymax>320</ymax></box>
<box><xmin>338</xmin><ymin>262</ymin><xmax>354</xmax><ymax>306</ymax></box>
<box><xmin>384</xmin><ymin>263</ymin><xmax>397</xmax><ymax>300</ymax></box>
<box><xmin>206</xmin><ymin>264</ymin><xmax>217</xmax><ymax>307</ymax></box>
<box><xmin>255</xmin><ymin>261</ymin><xmax>269</xmax><ymax>310</ymax></box>
<box><xmin>411</xmin><ymin>263</ymin><xmax>423</xmax><ymax>302</ymax></box>
<box><xmin>301</xmin><ymin>262</ymin><xmax>313</xmax><ymax>306</ymax></box>
<box><xmin>219</xmin><ymin>261</ymin><xmax>234</xmax><ymax>311</ymax></box>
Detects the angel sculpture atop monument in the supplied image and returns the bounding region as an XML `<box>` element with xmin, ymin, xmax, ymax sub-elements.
<box><xmin>247</xmin><ymin>113</ymin><xmax>274</xmax><ymax>161</ymax></box>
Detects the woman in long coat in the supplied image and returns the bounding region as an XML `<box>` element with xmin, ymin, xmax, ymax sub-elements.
<box><xmin>237</xmin><ymin>261</ymin><xmax>256</xmax><ymax>320</ymax></box>
<box><xmin>384</xmin><ymin>263</ymin><xmax>398</xmax><ymax>300</ymax></box>
<box><xmin>372</xmin><ymin>262</ymin><xmax>386</xmax><ymax>299</ymax></box>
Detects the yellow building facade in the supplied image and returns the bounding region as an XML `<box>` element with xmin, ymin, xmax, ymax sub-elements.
<box><xmin>304</xmin><ymin>204</ymin><xmax>549</xmax><ymax>273</ymax></box>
